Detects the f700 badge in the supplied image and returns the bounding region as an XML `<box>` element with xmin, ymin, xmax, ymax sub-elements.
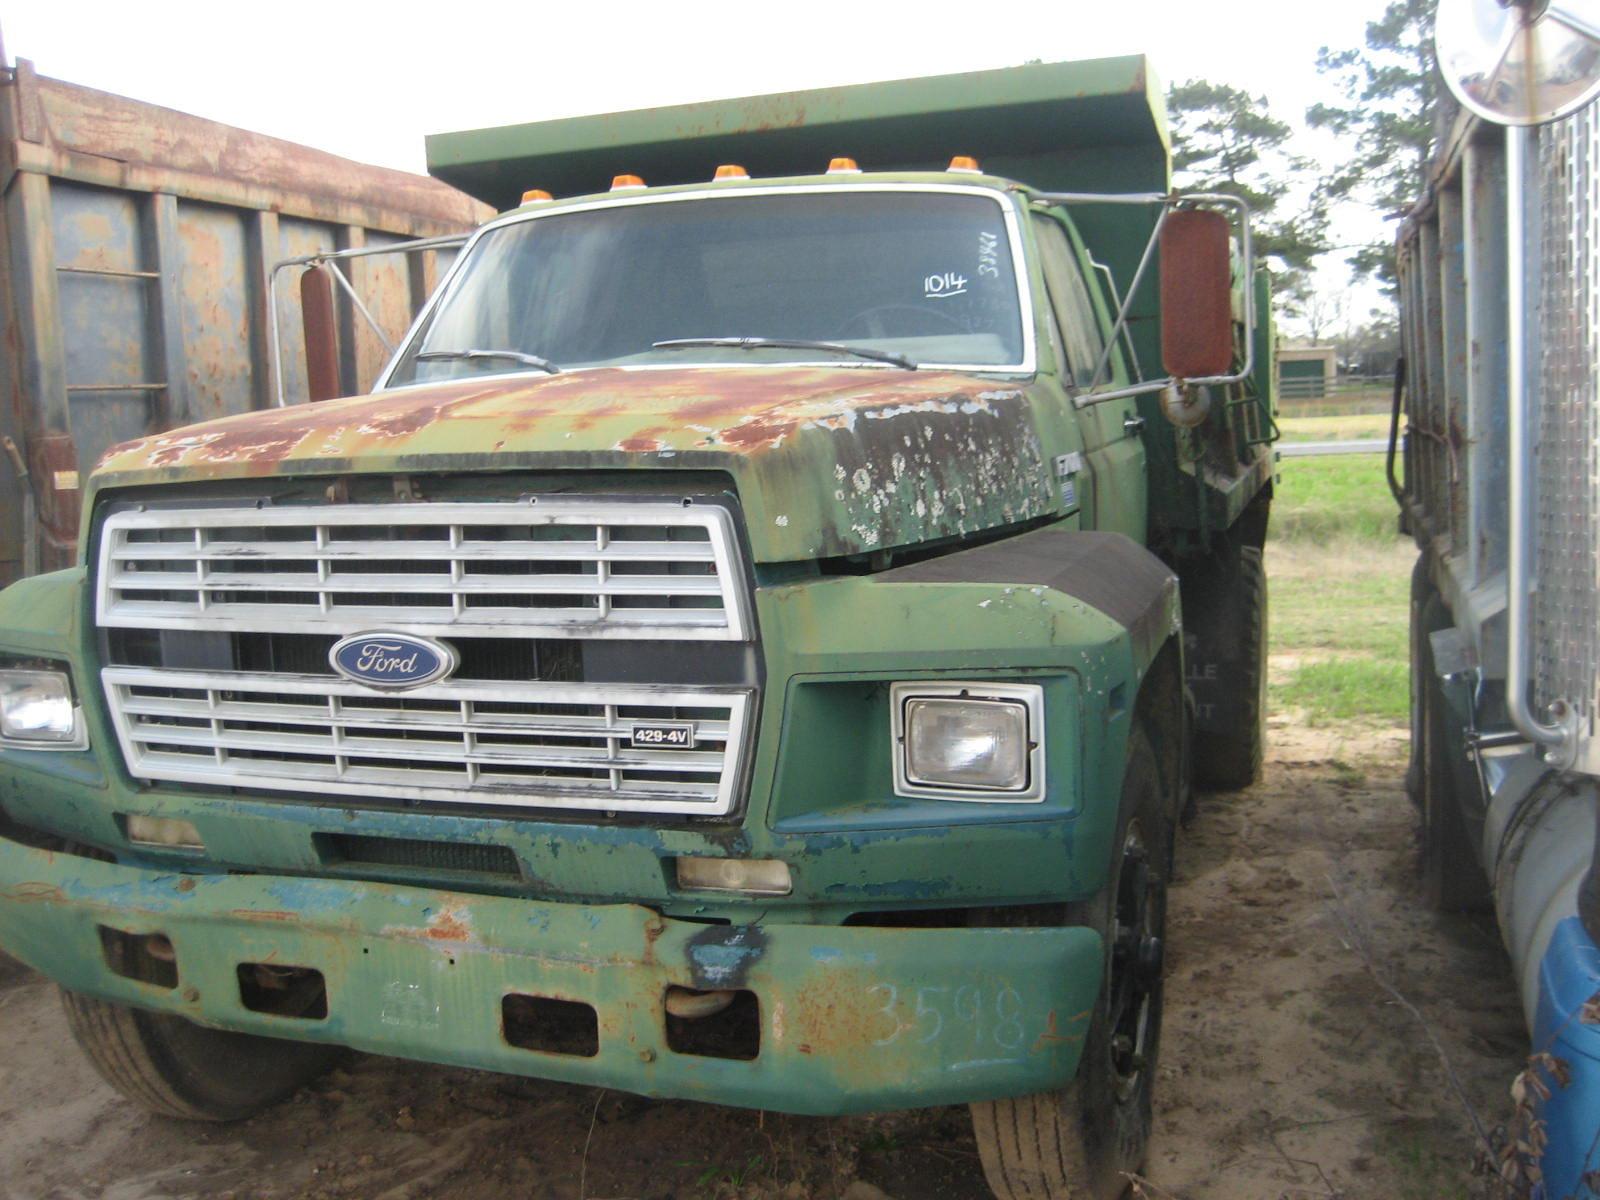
<box><xmin>630</xmin><ymin>721</ymin><xmax>696</xmax><ymax>750</ymax></box>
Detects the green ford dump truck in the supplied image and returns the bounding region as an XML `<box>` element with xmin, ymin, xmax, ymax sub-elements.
<box><xmin>0</xmin><ymin>56</ymin><xmax>1274</xmax><ymax>1199</ymax></box>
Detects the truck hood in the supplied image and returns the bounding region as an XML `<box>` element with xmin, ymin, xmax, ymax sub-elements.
<box><xmin>90</xmin><ymin>366</ymin><xmax>1056</xmax><ymax>562</ymax></box>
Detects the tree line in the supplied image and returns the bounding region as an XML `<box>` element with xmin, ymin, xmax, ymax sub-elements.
<box><xmin>1167</xmin><ymin>0</ymin><xmax>1436</xmax><ymax>351</ymax></box>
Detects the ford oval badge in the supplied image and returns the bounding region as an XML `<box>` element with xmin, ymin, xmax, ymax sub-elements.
<box><xmin>329</xmin><ymin>633</ymin><xmax>458</xmax><ymax>691</ymax></box>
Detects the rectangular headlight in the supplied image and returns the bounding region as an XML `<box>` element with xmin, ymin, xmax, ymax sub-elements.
<box><xmin>892</xmin><ymin>682</ymin><xmax>1044</xmax><ymax>801</ymax></box>
<box><xmin>0</xmin><ymin>669</ymin><xmax>84</xmax><ymax>747</ymax></box>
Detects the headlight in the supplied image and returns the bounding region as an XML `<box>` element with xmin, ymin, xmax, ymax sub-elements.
<box><xmin>891</xmin><ymin>682</ymin><xmax>1044</xmax><ymax>801</ymax></box>
<box><xmin>0</xmin><ymin>668</ymin><xmax>87</xmax><ymax>748</ymax></box>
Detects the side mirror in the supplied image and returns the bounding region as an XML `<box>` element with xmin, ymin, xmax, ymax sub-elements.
<box><xmin>1159</xmin><ymin>209</ymin><xmax>1234</xmax><ymax>380</ymax></box>
<box><xmin>300</xmin><ymin>265</ymin><xmax>342</xmax><ymax>402</ymax></box>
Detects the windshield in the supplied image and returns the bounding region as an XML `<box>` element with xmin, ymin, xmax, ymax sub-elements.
<box><xmin>384</xmin><ymin>190</ymin><xmax>1026</xmax><ymax>385</ymax></box>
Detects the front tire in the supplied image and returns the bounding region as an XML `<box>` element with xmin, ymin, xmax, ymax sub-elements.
<box><xmin>61</xmin><ymin>989</ymin><xmax>341</xmax><ymax>1121</ymax></box>
<box><xmin>971</xmin><ymin>726</ymin><xmax>1172</xmax><ymax>1199</ymax></box>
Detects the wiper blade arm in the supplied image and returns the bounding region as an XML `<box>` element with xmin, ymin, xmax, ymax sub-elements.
<box><xmin>653</xmin><ymin>337</ymin><xmax>917</xmax><ymax>371</ymax></box>
<box><xmin>415</xmin><ymin>348</ymin><xmax>560</xmax><ymax>375</ymax></box>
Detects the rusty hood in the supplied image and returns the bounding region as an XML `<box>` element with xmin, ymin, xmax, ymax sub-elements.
<box><xmin>90</xmin><ymin>366</ymin><xmax>1056</xmax><ymax>562</ymax></box>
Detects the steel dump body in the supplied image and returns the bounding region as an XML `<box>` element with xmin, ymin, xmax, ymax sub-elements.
<box><xmin>0</xmin><ymin>61</ymin><xmax>490</xmax><ymax>584</ymax></box>
<box><xmin>0</xmin><ymin>56</ymin><xmax>1271</xmax><ymax>1122</ymax></box>
<box><xmin>1397</xmin><ymin>93</ymin><xmax>1600</xmax><ymax>1191</ymax></box>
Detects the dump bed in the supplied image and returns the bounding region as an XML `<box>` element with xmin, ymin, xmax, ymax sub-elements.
<box><xmin>425</xmin><ymin>56</ymin><xmax>1170</xmax><ymax>205</ymax></box>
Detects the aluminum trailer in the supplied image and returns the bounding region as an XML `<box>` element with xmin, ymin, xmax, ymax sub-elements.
<box><xmin>1396</xmin><ymin>49</ymin><xmax>1600</xmax><ymax>1200</ymax></box>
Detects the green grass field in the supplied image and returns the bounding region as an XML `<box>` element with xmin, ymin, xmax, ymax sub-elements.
<box><xmin>1266</xmin><ymin>452</ymin><xmax>1413</xmax><ymax>727</ymax></box>
<box><xmin>1275</xmin><ymin>412</ymin><xmax>1399</xmax><ymax>443</ymax></box>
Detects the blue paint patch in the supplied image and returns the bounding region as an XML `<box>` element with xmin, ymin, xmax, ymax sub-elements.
<box><xmin>810</xmin><ymin>947</ymin><xmax>845</xmax><ymax>963</ymax></box>
<box><xmin>264</xmin><ymin>880</ymin><xmax>358</xmax><ymax>915</ymax></box>
<box><xmin>686</xmin><ymin>925</ymin><xmax>769</xmax><ymax>989</ymax></box>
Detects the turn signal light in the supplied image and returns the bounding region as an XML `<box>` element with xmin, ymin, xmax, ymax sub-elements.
<box><xmin>826</xmin><ymin>157</ymin><xmax>861</xmax><ymax>174</ymax></box>
<box><xmin>126</xmin><ymin>814</ymin><xmax>205</xmax><ymax>851</ymax></box>
<box><xmin>520</xmin><ymin>188</ymin><xmax>553</xmax><ymax>203</ymax></box>
<box><xmin>611</xmin><ymin>174</ymin><xmax>646</xmax><ymax>191</ymax></box>
<box><xmin>947</xmin><ymin>155</ymin><xmax>982</xmax><ymax>174</ymax></box>
<box><xmin>713</xmin><ymin>164</ymin><xmax>749</xmax><ymax>180</ymax></box>
<box><xmin>675</xmin><ymin>857</ymin><xmax>793</xmax><ymax>896</ymax></box>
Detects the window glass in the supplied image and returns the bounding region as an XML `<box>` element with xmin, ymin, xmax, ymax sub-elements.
<box><xmin>387</xmin><ymin>191</ymin><xmax>1027</xmax><ymax>384</ymax></box>
<box><xmin>1032</xmin><ymin>216</ymin><xmax>1109</xmax><ymax>388</ymax></box>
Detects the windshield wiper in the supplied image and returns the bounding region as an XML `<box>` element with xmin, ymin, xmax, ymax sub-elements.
<box><xmin>652</xmin><ymin>337</ymin><xmax>917</xmax><ymax>371</ymax></box>
<box><xmin>415</xmin><ymin>348</ymin><xmax>560</xmax><ymax>375</ymax></box>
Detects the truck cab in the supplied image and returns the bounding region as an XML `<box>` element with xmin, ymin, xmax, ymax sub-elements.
<box><xmin>0</xmin><ymin>56</ymin><xmax>1275</xmax><ymax>1200</ymax></box>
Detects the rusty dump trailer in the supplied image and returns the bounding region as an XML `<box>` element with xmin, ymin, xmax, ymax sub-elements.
<box><xmin>0</xmin><ymin>54</ymin><xmax>490</xmax><ymax>584</ymax></box>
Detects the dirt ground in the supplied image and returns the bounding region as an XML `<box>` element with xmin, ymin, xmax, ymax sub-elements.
<box><xmin>0</xmin><ymin>713</ymin><xmax>1530</xmax><ymax>1200</ymax></box>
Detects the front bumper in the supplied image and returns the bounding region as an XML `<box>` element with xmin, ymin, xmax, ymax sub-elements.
<box><xmin>0</xmin><ymin>836</ymin><xmax>1101</xmax><ymax>1115</ymax></box>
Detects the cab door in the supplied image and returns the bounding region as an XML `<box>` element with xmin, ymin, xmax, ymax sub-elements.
<box><xmin>1030</xmin><ymin>212</ymin><xmax>1148</xmax><ymax>541</ymax></box>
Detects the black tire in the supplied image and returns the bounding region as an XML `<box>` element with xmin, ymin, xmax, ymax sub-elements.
<box><xmin>60</xmin><ymin>989</ymin><xmax>341</xmax><ymax>1121</ymax></box>
<box><xmin>1190</xmin><ymin>546</ymin><xmax>1267</xmax><ymax>791</ymax></box>
<box><xmin>971</xmin><ymin>727</ymin><xmax>1172</xmax><ymax>1200</ymax></box>
<box><xmin>1415</xmin><ymin>597</ymin><xmax>1492</xmax><ymax>912</ymax></box>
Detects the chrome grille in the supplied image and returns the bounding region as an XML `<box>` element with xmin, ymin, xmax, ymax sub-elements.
<box><xmin>103</xmin><ymin>667</ymin><xmax>749</xmax><ymax>815</ymax></box>
<box><xmin>1535</xmin><ymin>107</ymin><xmax>1600</xmax><ymax>769</ymax></box>
<box><xmin>96</xmin><ymin>500</ymin><xmax>750</xmax><ymax>640</ymax></box>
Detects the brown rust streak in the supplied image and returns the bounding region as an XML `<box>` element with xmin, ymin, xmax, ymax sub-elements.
<box><xmin>94</xmin><ymin>366</ymin><xmax>1011</xmax><ymax>477</ymax></box>
<box><xmin>1</xmin><ymin>882</ymin><xmax>67</xmax><ymax>904</ymax></box>
<box><xmin>425</xmin><ymin>911</ymin><xmax>472</xmax><ymax>942</ymax></box>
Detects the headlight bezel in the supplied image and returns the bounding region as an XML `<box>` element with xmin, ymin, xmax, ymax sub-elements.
<box><xmin>890</xmin><ymin>680</ymin><xmax>1045</xmax><ymax>802</ymax></box>
<box><xmin>0</xmin><ymin>665</ymin><xmax>90</xmax><ymax>751</ymax></box>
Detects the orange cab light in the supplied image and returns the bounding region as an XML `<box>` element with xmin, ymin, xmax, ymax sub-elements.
<box><xmin>826</xmin><ymin>157</ymin><xmax>861</xmax><ymax>174</ymax></box>
<box><xmin>520</xmin><ymin>188</ymin><xmax>553</xmax><ymax>203</ymax></box>
<box><xmin>611</xmin><ymin>174</ymin><xmax>646</xmax><ymax>190</ymax></box>
<box><xmin>947</xmin><ymin>156</ymin><xmax>982</xmax><ymax>174</ymax></box>
<box><xmin>713</xmin><ymin>164</ymin><xmax>750</xmax><ymax>180</ymax></box>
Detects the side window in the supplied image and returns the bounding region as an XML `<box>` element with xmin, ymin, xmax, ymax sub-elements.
<box><xmin>1032</xmin><ymin>216</ymin><xmax>1109</xmax><ymax>389</ymax></box>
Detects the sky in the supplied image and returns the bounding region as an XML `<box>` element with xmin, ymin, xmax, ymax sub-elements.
<box><xmin>1</xmin><ymin>0</ymin><xmax>1396</xmax><ymax>334</ymax></box>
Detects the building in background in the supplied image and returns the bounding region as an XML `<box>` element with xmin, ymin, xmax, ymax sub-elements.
<box><xmin>1276</xmin><ymin>344</ymin><xmax>1338</xmax><ymax>400</ymax></box>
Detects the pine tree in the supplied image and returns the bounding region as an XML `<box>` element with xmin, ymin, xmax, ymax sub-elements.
<box><xmin>1166</xmin><ymin>80</ymin><xmax>1330</xmax><ymax>324</ymax></box>
<box><xmin>1307</xmin><ymin>0</ymin><xmax>1439</xmax><ymax>288</ymax></box>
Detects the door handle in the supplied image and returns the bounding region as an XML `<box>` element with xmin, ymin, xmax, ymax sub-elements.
<box><xmin>1123</xmin><ymin>414</ymin><xmax>1147</xmax><ymax>437</ymax></box>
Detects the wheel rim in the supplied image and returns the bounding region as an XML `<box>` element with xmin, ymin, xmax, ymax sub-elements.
<box><xmin>1108</xmin><ymin>818</ymin><xmax>1165</xmax><ymax>1101</ymax></box>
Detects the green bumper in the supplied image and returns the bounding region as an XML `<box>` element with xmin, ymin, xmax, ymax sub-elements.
<box><xmin>0</xmin><ymin>837</ymin><xmax>1101</xmax><ymax>1115</ymax></box>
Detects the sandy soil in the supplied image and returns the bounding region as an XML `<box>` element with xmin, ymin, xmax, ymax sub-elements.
<box><xmin>0</xmin><ymin>725</ymin><xmax>1528</xmax><ymax>1200</ymax></box>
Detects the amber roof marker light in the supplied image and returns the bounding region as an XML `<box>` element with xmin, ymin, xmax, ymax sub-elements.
<box><xmin>610</xmin><ymin>174</ymin><xmax>646</xmax><ymax>191</ymax></box>
<box><xmin>947</xmin><ymin>156</ymin><xmax>982</xmax><ymax>174</ymax></box>
<box><xmin>713</xmin><ymin>164</ymin><xmax>750</xmax><ymax>181</ymax></box>
<box><xmin>520</xmin><ymin>188</ymin><xmax>553</xmax><ymax>204</ymax></box>
<box><xmin>826</xmin><ymin>157</ymin><xmax>861</xmax><ymax>174</ymax></box>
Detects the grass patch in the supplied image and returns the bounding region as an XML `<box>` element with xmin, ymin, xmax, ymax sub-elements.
<box><xmin>1271</xmin><ymin>454</ymin><xmax>1401</xmax><ymax>544</ymax></box>
<box><xmin>1271</xmin><ymin>544</ymin><xmax>1410</xmax><ymax>659</ymax></box>
<box><xmin>1274</xmin><ymin>656</ymin><xmax>1410</xmax><ymax>726</ymax></box>
<box><xmin>1265</xmin><ymin>448</ymin><xmax>1413</xmax><ymax>725</ymax></box>
<box><xmin>1276</xmin><ymin>412</ymin><xmax>1398</xmax><ymax>443</ymax></box>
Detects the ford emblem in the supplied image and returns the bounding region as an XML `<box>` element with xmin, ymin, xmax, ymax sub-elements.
<box><xmin>329</xmin><ymin>633</ymin><xmax>458</xmax><ymax>691</ymax></box>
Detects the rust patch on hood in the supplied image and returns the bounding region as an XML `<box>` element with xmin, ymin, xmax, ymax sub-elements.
<box><xmin>97</xmin><ymin>367</ymin><xmax>1014</xmax><ymax>473</ymax></box>
<box><xmin>90</xmin><ymin>366</ymin><xmax>1056</xmax><ymax>564</ymax></box>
